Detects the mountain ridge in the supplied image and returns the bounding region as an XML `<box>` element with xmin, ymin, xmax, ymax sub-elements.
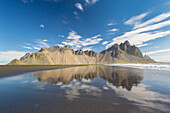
<box><xmin>8</xmin><ymin>41</ymin><xmax>155</xmax><ymax>65</ymax></box>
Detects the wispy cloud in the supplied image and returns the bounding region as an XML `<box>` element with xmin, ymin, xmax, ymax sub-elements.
<box><xmin>134</xmin><ymin>12</ymin><xmax>170</xmax><ymax>29</ymax></box>
<box><xmin>108</xmin><ymin>28</ymin><xmax>118</xmax><ymax>32</ymax></box>
<box><xmin>67</xmin><ymin>31</ymin><xmax>82</xmax><ymax>40</ymax></box>
<box><xmin>33</xmin><ymin>46</ymin><xmax>41</xmax><ymax>50</ymax></box>
<box><xmin>124</xmin><ymin>12</ymin><xmax>150</xmax><ymax>26</ymax></box>
<box><xmin>61</xmin><ymin>20</ymin><xmax>68</xmax><ymax>24</ymax></box>
<box><xmin>21</xmin><ymin>39</ymin><xmax>50</xmax><ymax>50</ymax></box>
<box><xmin>164</xmin><ymin>1</ymin><xmax>170</xmax><ymax>6</ymax></box>
<box><xmin>44</xmin><ymin>0</ymin><xmax>60</xmax><ymax>3</ymax></box>
<box><xmin>21</xmin><ymin>0</ymin><xmax>33</xmax><ymax>3</ymax></box>
<box><xmin>107</xmin><ymin>23</ymin><xmax>113</xmax><ymax>26</ymax></box>
<box><xmin>107</xmin><ymin>22</ymin><xmax>116</xmax><ymax>26</ymax></box>
<box><xmin>40</xmin><ymin>24</ymin><xmax>45</xmax><ymax>28</ymax></box>
<box><xmin>62</xmin><ymin>31</ymin><xmax>102</xmax><ymax>49</ymax></box>
<box><xmin>106</xmin><ymin>12</ymin><xmax>170</xmax><ymax>48</ymax></box>
<box><xmin>81</xmin><ymin>37</ymin><xmax>103</xmax><ymax>46</ymax></box>
<box><xmin>91</xmin><ymin>34</ymin><xmax>101</xmax><ymax>38</ymax></box>
<box><xmin>0</xmin><ymin>51</ymin><xmax>28</xmax><ymax>64</ymax></box>
<box><xmin>34</xmin><ymin>39</ymin><xmax>50</xmax><ymax>48</ymax></box>
<box><xmin>82</xmin><ymin>46</ymin><xmax>93</xmax><ymax>51</ymax></box>
<box><xmin>22</xmin><ymin>0</ymin><xmax>60</xmax><ymax>3</ymax></box>
<box><xmin>43</xmin><ymin>39</ymin><xmax>48</xmax><ymax>42</ymax></box>
<box><xmin>85</xmin><ymin>0</ymin><xmax>99</xmax><ymax>5</ymax></box>
<box><xmin>73</xmin><ymin>11</ymin><xmax>78</xmax><ymax>15</ymax></box>
<box><xmin>22</xmin><ymin>46</ymin><xmax>32</xmax><ymax>49</ymax></box>
<box><xmin>75</xmin><ymin>3</ymin><xmax>84</xmax><ymax>12</ymax></box>
<box><xmin>59</xmin><ymin>35</ymin><xmax>64</xmax><ymax>38</ymax></box>
<box><xmin>151</xmin><ymin>54</ymin><xmax>170</xmax><ymax>62</ymax></box>
<box><xmin>102</xmin><ymin>41</ymin><xmax>109</xmax><ymax>45</ymax></box>
<box><xmin>136</xmin><ymin>43</ymin><xmax>150</xmax><ymax>47</ymax></box>
<box><xmin>144</xmin><ymin>49</ymin><xmax>170</xmax><ymax>55</ymax></box>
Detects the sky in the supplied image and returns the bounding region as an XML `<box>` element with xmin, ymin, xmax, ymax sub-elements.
<box><xmin>0</xmin><ymin>0</ymin><xmax>170</xmax><ymax>64</ymax></box>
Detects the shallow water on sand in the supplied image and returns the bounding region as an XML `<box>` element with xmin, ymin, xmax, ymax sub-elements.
<box><xmin>0</xmin><ymin>66</ymin><xmax>170</xmax><ymax>113</ymax></box>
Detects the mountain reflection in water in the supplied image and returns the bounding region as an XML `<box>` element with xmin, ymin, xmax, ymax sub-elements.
<box><xmin>33</xmin><ymin>66</ymin><xmax>143</xmax><ymax>91</ymax></box>
<box><xmin>1</xmin><ymin>66</ymin><xmax>170</xmax><ymax>113</ymax></box>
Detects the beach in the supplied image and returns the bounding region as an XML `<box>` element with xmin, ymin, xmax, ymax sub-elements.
<box><xmin>0</xmin><ymin>65</ymin><xmax>83</xmax><ymax>78</ymax></box>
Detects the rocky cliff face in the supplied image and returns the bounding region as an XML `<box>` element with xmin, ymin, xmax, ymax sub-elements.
<box><xmin>8</xmin><ymin>41</ymin><xmax>155</xmax><ymax>65</ymax></box>
<box><xmin>119</xmin><ymin>41</ymin><xmax>143</xmax><ymax>58</ymax></box>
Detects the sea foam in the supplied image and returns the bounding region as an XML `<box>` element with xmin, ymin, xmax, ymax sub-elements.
<box><xmin>105</xmin><ymin>63</ymin><xmax>170</xmax><ymax>71</ymax></box>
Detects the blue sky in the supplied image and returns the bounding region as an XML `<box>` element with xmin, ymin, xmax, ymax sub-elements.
<box><xmin>0</xmin><ymin>0</ymin><xmax>170</xmax><ymax>64</ymax></box>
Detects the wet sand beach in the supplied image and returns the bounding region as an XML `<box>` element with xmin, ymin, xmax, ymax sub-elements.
<box><xmin>0</xmin><ymin>65</ymin><xmax>83</xmax><ymax>78</ymax></box>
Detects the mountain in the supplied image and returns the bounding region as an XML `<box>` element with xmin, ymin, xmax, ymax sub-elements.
<box><xmin>8</xmin><ymin>41</ymin><xmax>155</xmax><ymax>65</ymax></box>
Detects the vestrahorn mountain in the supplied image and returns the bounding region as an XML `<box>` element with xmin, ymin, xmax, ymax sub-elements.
<box><xmin>8</xmin><ymin>41</ymin><xmax>155</xmax><ymax>65</ymax></box>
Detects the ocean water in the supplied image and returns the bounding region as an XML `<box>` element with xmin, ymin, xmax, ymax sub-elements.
<box><xmin>105</xmin><ymin>63</ymin><xmax>170</xmax><ymax>71</ymax></box>
<box><xmin>0</xmin><ymin>66</ymin><xmax>170</xmax><ymax>113</ymax></box>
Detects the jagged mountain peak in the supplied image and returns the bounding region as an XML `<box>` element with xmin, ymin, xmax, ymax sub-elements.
<box><xmin>39</xmin><ymin>45</ymin><xmax>73</xmax><ymax>53</ymax></box>
<box><xmin>107</xmin><ymin>43</ymin><xmax>120</xmax><ymax>51</ymax></box>
<box><xmin>8</xmin><ymin>41</ymin><xmax>155</xmax><ymax>65</ymax></box>
<box><xmin>124</xmin><ymin>40</ymin><xmax>130</xmax><ymax>46</ymax></box>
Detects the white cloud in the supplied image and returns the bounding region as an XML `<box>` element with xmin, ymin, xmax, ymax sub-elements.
<box><xmin>59</xmin><ymin>35</ymin><xmax>64</xmax><ymax>38</ymax></box>
<box><xmin>24</xmin><ymin>43</ymin><xmax>32</xmax><ymax>46</ymax></box>
<box><xmin>102</xmin><ymin>41</ymin><xmax>109</xmax><ymax>45</ymax></box>
<box><xmin>21</xmin><ymin>0</ymin><xmax>28</xmax><ymax>3</ymax></box>
<box><xmin>106</xmin><ymin>12</ymin><xmax>170</xmax><ymax>48</ymax></box>
<box><xmin>34</xmin><ymin>39</ymin><xmax>50</xmax><ymax>48</ymax></box>
<box><xmin>62</xmin><ymin>31</ymin><xmax>103</xmax><ymax>49</ymax></box>
<box><xmin>85</xmin><ymin>0</ymin><xmax>99</xmax><ymax>5</ymax></box>
<box><xmin>67</xmin><ymin>31</ymin><xmax>82</xmax><ymax>40</ymax></box>
<box><xmin>33</xmin><ymin>46</ymin><xmax>40</xmax><ymax>50</ymax></box>
<box><xmin>40</xmin><ymin>24</ymin><xmax>45</xmax><ymax>28</ymax></box>
<box><xmin>151</xmin><ymin>54</ymin><xmax>170</xmax><ymax>62</ymax></box>
<box><xmin>91</xmin><ymin>0</ymin><xmax>99</xmax><ymax>4</ymax></box>
<box><xmin>107</xmin><ymin>22</ymin><xmax>116</xmax><ymax>26</ymax></box>
<box><xmin>144</xmin><ymin>49</ymin><xmax>170</xmax><ymax>55</ymax></box>
<box><xmin>82</xmin><ymin>46</ymin><xmax>93</xmax><ymax>51</ymax></box>
<box><xmin>75</xmin><ymin>3</ymin><xmax>84</xmax><ymax>12</ymax></box>
<box><xmin>81</xmin><ymin>38</ymin><xmax>103</xmax><ymax>46</ymax></box>
<box><xmin>136</xmin><ymin>43</ymin><xmax>150</xmax><ymax>47</ymax></box>
<box><xmin>107</xmin><ymin>23</ymin><xmax>113</xmax><ymax>26</ymax></box>
<box><xmin>22</xmin><ymin>39</ymin><xmax>50</xmax><ymax>51</ymax></box>
<box><xmin>134</xmin><ymin>12</ymin><xmax>170</xmax><ymax>29</ymax></box>
<box><xmin>21</xmin><ymin>0</ymin><xmax>33</xmax><ymax>3</ymax></box>
<box><xmin>73</xmin><ymin>11</ymin><xmax>78</xmax><ymax>15</ymax></box>
<box><xmin>0</xmin><ymin>51</ymin><xmax>28</xmax><ymax>64</ymax></box>
<box><xmin>22</xmin><ymin>0</ymin><xmax>60</xmax><ymax>3</ymax></box>
<box><xmin>22</xmin><ymin>46</ymin><xmax>32</xmax><ymax>49</ymax></box>
<box><xmin>44</xmin><ymin>0</ymin><xmax>60</xmax><ymax>3</ymax></box>
<box><xmin>43</xmin><ymin>39</ymin><xmax>48</xmax><ymax>42</ymax></box>
<box><xmin>124</xmin><ymin>12</ymin><xmax>150</xmax><ymax>26</ymax></box>
<box><xmin>108</xmin><ymin>28</ymin><xmax>118</xmax><ymax>32</ymax></box>
<box><xmin>91</xmin><ymin>34</ymin><xmax>101</xmax><ymax>38</ymax></box>
<box><xmin>107</xmin><ymin>30</ymin><xmax>170</xmax><ymax>48</ymax></box>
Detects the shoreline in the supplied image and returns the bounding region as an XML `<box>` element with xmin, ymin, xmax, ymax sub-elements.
<box><xmin>0</xmin><ymin>62</ymin><xmax>162</xmax><ymax>78</ymax></box>
<box><xmin>0</xmin><ymin>65</ymin><xmax>86</xmax><ymax>78</ymax></box>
